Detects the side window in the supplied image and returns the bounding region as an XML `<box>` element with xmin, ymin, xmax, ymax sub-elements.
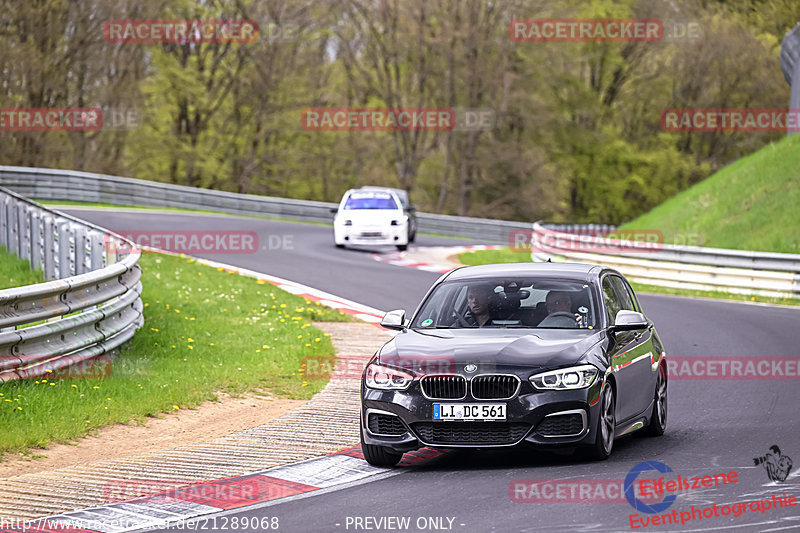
<box><xmin>610</xmin><ymin>276</ymin><xmax>635</xmax><ymax>311</ymax></box>
<box><xmin>601</xmin><ymin>277</ymin><xmax>621</xmax><ymax>323</ymax></box>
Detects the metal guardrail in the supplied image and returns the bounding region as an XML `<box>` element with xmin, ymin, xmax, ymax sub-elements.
<box><xmin>1</xmin><ymin>166</ymin><xmax>798</xmax><ymax>298</ymax></box>
<box><xmin>0</xmin><ymin>187</ymin><xmax>143</xmax><ymax>382</ymax></box>
<box><xmin>529</xmin><ymin>223</ymin><xmax>800</xmax><ymax>298</ymax></box>
<box><xmin>0</xmin><ymin>166</ymin><xmax>535</xmax><ymax>243</ymax></box>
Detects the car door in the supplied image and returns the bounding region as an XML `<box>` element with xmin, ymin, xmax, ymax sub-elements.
<box><xmin>601</xmin><ymin>275</ymin><xmax>640</xmax><ymax>423</ymax></box>
<box><xmin>611</xmin><ymin>276</ymin><xmax>658</xmax><ymax>418</ymax></box>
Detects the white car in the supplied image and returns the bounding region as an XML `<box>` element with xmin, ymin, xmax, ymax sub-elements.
<box><xmin>333</xmin><ymin>187</ymin><xmax>417</xmax><ymax>251</ymax></box>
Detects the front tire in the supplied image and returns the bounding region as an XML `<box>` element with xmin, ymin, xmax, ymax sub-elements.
<box><xmin>586</xmin><ymin>384</ymin><xmax>615</xmax><ymax>461</ymax></box>
<box><xmin>644</xmin><ymin>368</ymin><xmax>667</xmax><ymax>436</ymax></box>
<box><xmin>396</xmin><ymin>244</ymin><xmax>408</xmax><ymax>251</ymax></box>
<box><xmin>335</xmin><ymin>244</ymin><xmax>345</xmax><ymax>249</ymax></box>
<box><xmin>361</xmin><ymin>425</ymin><xmax>402</xmax><ymax>467</ymax></box>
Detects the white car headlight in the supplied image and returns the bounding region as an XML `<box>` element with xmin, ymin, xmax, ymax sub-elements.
<box><xmin>529</xmin><ymin>364</ymin><xmax>598</xmax><ymax>390</ymax></box>
<box><xmin>365</xmin><ymin>363</ymin><xmax>414</xmax><ymax>390</ymax></box>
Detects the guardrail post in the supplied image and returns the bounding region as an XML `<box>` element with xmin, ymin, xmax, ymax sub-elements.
<box><xmin>43</xmin><ymin>215</ymin><xmax>56</xmax><ymax>280</ymax></box>
<box><xmin>58</xmin><ymin>222</ymin><xmax>74</xmax><ymax>278</ymax></box>
<box><xmin>0</xmin><ymin>194</ymin><xmax>7</xmax><ymax>250</ymax></box>
<box><xmin>74</xmin><ymin>225</ymin><xmax>88</xmax><ymax>275</ymax></box>
<box><xmin>90</xmin><ymin>231</ymin><xmax>105</xmax><ymax>270</ymax></box>
<box><xmin>30</xmin><ymin>210</ymin><xmax>43</xmax><ymax>271</ymax></box>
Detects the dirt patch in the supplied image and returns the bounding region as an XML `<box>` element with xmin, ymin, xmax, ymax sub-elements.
<box><xmin>0</xmin><ymin>391</ymin><xmax>302</xmax><ymax>479</ymax></box>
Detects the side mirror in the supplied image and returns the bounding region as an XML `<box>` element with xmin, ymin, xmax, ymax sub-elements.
<box><xmin>613</xmin><ymin>310</ymin><xmax>649</xmax><ymax>331</ymax></box>
<box><xmin>380</xmin><ymin>309</ymin><xmax>407</xmax><ymax>331</ymax></box>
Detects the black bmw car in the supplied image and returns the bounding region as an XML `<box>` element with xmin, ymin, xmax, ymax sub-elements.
<box><xmin>360</xmin><ymin>263</ymin><xmax>668</xmax><ymax>466</ymax></box>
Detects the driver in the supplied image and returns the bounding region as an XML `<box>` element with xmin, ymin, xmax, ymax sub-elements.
<box><xmin>545</xmin><ymin>290</ymin><xmax>581</xmax><ymax>324</ymax></box>
<box><xmin>464</xmin><ymin>284</ymin><xmax>494</xmax><ymax>327</ymax></box>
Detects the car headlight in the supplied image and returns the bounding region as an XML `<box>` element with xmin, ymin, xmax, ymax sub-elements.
<box><xmin>529</xmin><ymin>364</ymin><xmax>598</xmax><ymax>390</ymax></box>
<box><xmin>365</xmin><ymin>363</ymin><xmax>414</xmax><ymax>390</ymax></box>
<box><xmin>344</xmin><ymin>220</ymin><xmax>353</xmax><ymax>226</ymax></box>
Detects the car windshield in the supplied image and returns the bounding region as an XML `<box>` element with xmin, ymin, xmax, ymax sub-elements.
<box><xmin>344</xmin><ymin>192</ymin><xmax>398</xmax><ymax>210</ymax></box>
<box><xmin>412</xmin><ymin>278</ymin><xmax>597</xmax><ymax>329</ymax></box>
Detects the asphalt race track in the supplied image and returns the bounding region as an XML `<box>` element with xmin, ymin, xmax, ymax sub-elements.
<box><xmin>63</xmin><ymin>208</ymin><xmax>800</xmax><ymax>533</ymax></box>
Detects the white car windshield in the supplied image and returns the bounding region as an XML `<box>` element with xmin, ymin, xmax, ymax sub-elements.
<box><xmin>344</xmin><ymin>192</ymin><xmax>398</xmax><ymax>210</ymax></box>
<box><xmin>412</xmin><ymin>278</ymin><xmax>597</xmax><ymax>329</ymax></box>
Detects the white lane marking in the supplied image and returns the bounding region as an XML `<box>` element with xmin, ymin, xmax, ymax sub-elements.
<box><xmin>257</xmin><ymin>454</ymin><xmax>389</xmax><ymax>488</ymax></box>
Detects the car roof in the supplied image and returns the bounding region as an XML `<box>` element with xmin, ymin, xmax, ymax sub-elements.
<box><xmin>357</xmin><ymin>186</ymin><xmax>409</xmax><ymax>205</ymax></box>
<box><xmin>444</xmin><ymin>262</ymin><xmax>604</xmax><ymax>282</ymax></box>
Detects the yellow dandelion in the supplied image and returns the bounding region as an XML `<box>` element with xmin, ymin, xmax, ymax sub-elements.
<box><xmin>71</xmin><ymin>384</ymin><xmax>78</xmax><ymax>389</ymax></box>
<box><xmin>257</xmin><ymin>280</ymin><xmax>266</xmax><ymax>285</ymax></box>
<box><xmin>188</xmin><ymin>345</ymin><xmax>194</xmax><ymax>350</ymax></box>
<box><xmin>173</xmin><ymin>405</ymin><xmax>180</xmax><ymax>410</ymax></box>
<box><xmin>49</xmin><ymin>383</ymin><xmax>55</xmax><ymax>386</ymax></box>
<box><xmin>93</xmin><ymin>386</ymin><xmax>100</xmax><ymax>389</ymax></box>
<box><xmin>188</xmin><ymin>338</ymin><xmax>195</xmax><ymax>343</ymax></box>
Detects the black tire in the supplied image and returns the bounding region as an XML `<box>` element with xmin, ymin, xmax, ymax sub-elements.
<box><xmin>644</xmin><ymin>368</ymin><xmax>667</xmax><ymax>436</ymax></box>
<box><xmin>335</xmin><ymin>244</ymin><xmax>345</xmax><ymax>249</ymax></box>
<box><xmin>586</xmin><ymin>384</ymin><xmax>615</xmax><ymax>461</ymax></box>
<box><xmin>396</xmin><ymin>244</ymin><xmax>408</xmax><ymax>251</ymax></box>
<box><xmin>408</xmin><ymin>228</ymin><xmax>416</xmax><ymax>243</ymax></box>
<box><xmin>361</xmin><ymin>426</ymin><xmax>403</xmax><ymax>467</ymax></box>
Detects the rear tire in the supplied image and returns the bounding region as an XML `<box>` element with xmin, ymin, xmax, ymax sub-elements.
<box><xmin>586</xmin><ymin>384</ymin><xmax>615</xmax><ymax>461</ymax></box>
<box><xmin>644</xmin><ymin>368</ymin><xmax>667</xmax><ymax>436</ymax></box>
<box><xmin>361</xmin><ymin>425</ymin><xmax>403</xmax><ymax>467</ymax></box>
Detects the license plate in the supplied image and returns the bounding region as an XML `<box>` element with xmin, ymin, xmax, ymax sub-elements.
<box><xmin>433</xmin><ymin>403</ymin><xmax>506</xmax><ymax>421</ymax></box>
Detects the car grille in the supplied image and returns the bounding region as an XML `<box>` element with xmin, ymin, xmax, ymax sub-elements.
<box><xmin>360</xmin><ymin>231</ymin><xmax>384</xmax><ymax>237</ymax></box>
<box><xmin>471</xmin><ymin>375</ymin><xmax>520</xmax><ymax>399</ymax></box>
<box><xmin>535</xmin><ymin>413</ymin><xmax>585</xmax><ymax>437</ymax></box>
<box><xmin>420</xmin><ymin>375</ymin><xmax>467</xmax><ymax>399</ymax></box>
<box><xmin>367</xmin><ymin>413</ymin><xmax>406</xmax><ymax>436</ymax></box>
<box><xmin>412</xmin><ymin>422</ymin><xmax>530</xmax><ymax>445</ymax></box>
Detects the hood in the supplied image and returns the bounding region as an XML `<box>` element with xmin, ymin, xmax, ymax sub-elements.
<box><xmin>377</xmin><ymin>328</ymin><xmax>603</xmax><ymax>373</ymax></box>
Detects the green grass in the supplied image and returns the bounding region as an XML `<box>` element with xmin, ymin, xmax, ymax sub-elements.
<box><xmin>0</xmin><ymin>247</ymin><xmax>45</xmax><ymax>289</ymax></box>
<box><xmin>619</xmin><ymin>136</ymin><xmax>800</xmax><ymax>254</ymax></box>
<box><xmin>0</xmin><ymin>252</ymin><xmax>351</xmax><ymax>458</ymax></box>
<box><xmin>458</xmin><ymin>247</ymin><xmax>800</xmax><ymax>307</ymax></box>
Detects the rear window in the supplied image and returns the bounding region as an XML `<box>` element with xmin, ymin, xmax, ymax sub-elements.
<box><xmin>343</xmin><ymin>192</ymin><xmax>398</xmax><ymax>210</ymax></box>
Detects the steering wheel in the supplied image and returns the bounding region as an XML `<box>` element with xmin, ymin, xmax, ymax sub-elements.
<box><xmin>547</xmin><ymin>312</ymin><xmax>577</xmax><ymax>320</ymax></box>
<box><xmin>454</xmin><ymin>309</ymin><xmax>471</xmax><ymax>327</ymax></box>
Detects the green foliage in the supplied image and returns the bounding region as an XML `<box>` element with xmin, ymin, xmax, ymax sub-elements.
<box><xmin>621</xmin><ymin>135</ymin><xmax>800</xmax><ymax>253</ymax></box>
<box><xmin>0</xmin><ymin>0</ymin><xmax>793</xmax><ymax>223</ymax></box>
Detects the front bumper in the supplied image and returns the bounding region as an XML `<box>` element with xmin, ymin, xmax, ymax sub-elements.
<box><xmin>361</xmin><ymin>378</ymin><xmax>604</xmax><ymax>453</ymax></box>
<box><xmin>334</xmin><ymin>224</ymin><xmax>408</xmax><ymax>246</ymax></box>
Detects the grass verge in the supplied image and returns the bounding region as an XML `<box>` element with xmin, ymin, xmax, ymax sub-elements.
<box><xmin>0</xmin><ymin>247</ymin><xmax>44</xmax><ymax>289</ymax></box>
<box><xmin>0</xmin><ymin>252</ymin><xmax>351</xmax><ymax>459</ymax></box>
<box><xmin>458</xmin><ymin>247</ymin><xmax>800</xmax><ymax>307</ymax></box>
<box><xmin>620</xmin><ymin>136</ymin><xmax>800</xmax><ymax>254</ymax></box>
